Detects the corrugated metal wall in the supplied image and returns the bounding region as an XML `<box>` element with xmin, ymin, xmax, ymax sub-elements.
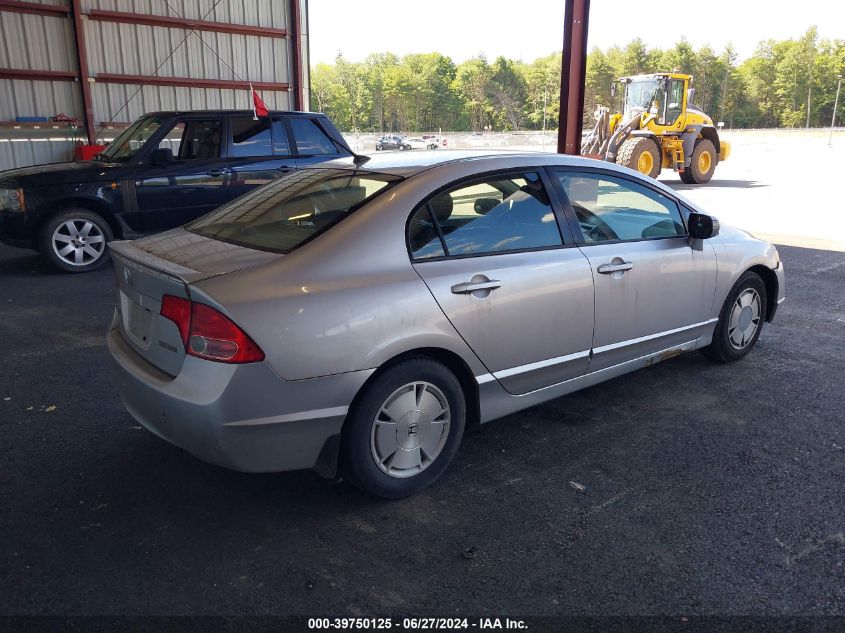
<box><xmin>0</xmin><ymin>5</ymin><xmax>82</xmax><ymax>121</ymax></box>
<box><xmin>0</xmin><ymin>0</ymin><xmax>305</xmax><ymax>168</ymax></box>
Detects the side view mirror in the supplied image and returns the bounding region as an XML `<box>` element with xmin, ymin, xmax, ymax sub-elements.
<box><xmin>150</xmin><ymin>147</ymin><xmax>173</xmax><ymax>163</ymax></box>
<box><xmin>688</xmin><ymin>212</ymin><xmax>719</xmax><ymax>239</ymax></box>
<box><xmin>687</xmin><ymin>88</ymin><xmax>696</xmax><ymax>104</ymax></box>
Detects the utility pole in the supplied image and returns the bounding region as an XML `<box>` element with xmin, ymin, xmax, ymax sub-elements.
<box><xmin>829</xmin><ymin>75</ymin><xmax>842</xmax><ymax>147</ymax></box>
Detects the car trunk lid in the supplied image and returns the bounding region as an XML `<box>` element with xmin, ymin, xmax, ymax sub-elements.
<box><xmin>109</xmin><ymin>230</ymin><xmax>280</xmax><ymax>376</ymax></box>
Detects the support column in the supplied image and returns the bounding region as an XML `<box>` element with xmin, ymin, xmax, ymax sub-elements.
<box><xmin>69</xmin><ymin>0</ymin><xmax>96</xmax><ymax>144</ymax></box>
<box><xmin>289</xmin><ymin>0</ymin><xmax>304</xmax><ymax>111</ymax></box>
<box><xmin>557</xmin><ymin>0</ymin><xmax>590</xmax><ymax>155</ymax></box>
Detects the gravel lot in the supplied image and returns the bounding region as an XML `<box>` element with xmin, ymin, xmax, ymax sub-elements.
<box><xmin>1</xmin><ymin>140</ymin><xmax>843</xmax><ymax>618</ymax></box>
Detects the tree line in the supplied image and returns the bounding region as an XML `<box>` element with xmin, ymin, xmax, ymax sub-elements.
<box><xmin>310</xmin><ymin>27</ymin><xmax>844</xmax><ymax>133</ymax></box>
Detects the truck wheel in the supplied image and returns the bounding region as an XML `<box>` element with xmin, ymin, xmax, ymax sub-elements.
<box><xmin>617</xmin><ymin>137</ymin><xmax>661</xmax><ymax>179</ymax></box>
<box><xmin>39</xmin><ymin>208</ymin><xmax>113</xmax><ymax>273</ymax></box>
<box><xmin>684</xmin><ymin>139</ymin><xmax>718</xmax><ymax>184</ymax></box>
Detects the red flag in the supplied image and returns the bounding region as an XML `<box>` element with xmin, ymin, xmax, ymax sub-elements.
<box><xmin>251</xmin><ymin>84</ymin><xmax>269</xmax><ymax>119</ymax></box>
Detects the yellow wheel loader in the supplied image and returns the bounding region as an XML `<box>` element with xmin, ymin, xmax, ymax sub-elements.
<box><xmin>581</xmin><ymin>73</ymin><xmax>730</xmax><ymax>183</ymax></box>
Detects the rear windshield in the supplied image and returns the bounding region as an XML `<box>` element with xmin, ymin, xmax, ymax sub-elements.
<box><xmin>187</xmin><ymin>169</ymin><xmax>401</xmax><ymax>253</ymax></box>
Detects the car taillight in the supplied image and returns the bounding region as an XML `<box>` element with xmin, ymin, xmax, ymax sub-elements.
<box><xmin>159</xmin><ymin>295</ymin><xmax>264</xmax><ymax>364</ymax></box>
<box><xmin>160</xmin><ymin>295</ymin><xmax>191</xmax><ymax>345</ymax></box>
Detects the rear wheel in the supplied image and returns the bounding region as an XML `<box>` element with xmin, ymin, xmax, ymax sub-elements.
<box><xmin>39</xmin><ymin>208</ymin><xmax>113</xmax><ymax>273</ymax></box>
<box><xmin>617</xmin><ymin>137</ymin><xmax>661</xmax><ymax>179</ymax></box>
<box><xmin>682</xmin><ymin>138</ymin><xmax>717</xmax><ymax>184</ymax></box>
<box><xmin>703</xmin><ymin>271</ymin><xmax>767</xmax><ymax>362</ymax></box>
<box><xmin>341</xmin><ymin>358</ymin><xmax>465</xmax><ymax>498</ymax></box>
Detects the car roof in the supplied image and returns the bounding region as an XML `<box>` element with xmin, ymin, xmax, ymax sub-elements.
<box><xmin>315</xmin><ymin>150</ymin><xmax>612</xmax><ymax>177</ymax></box>
<box><xmin>141</xmin><ymin>110</ymin><xmax>325</xmax><ymax>118</ymax></box>
<box><xmin>314</xmin><ymin>150</ymin><xmax>706</xmax><ymax>210</ymax></box>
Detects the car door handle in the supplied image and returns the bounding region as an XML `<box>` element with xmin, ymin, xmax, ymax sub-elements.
<box><xmin>207</xmin><ymin>169</ymin><xmax>225</xmax><ymax>177</ymax></box>
<box><xmin>597</xmin><ymin>261</ymin><xmax>633</xmax><ymax>274</ymax></box>
<box><xmin>451</xmin><ymin>280</ymin><xmax>501</xmax><ymax>294</ymax></box>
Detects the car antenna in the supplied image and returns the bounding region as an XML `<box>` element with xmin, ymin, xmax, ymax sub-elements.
<box><xmin>352</xmin><ymin>153</ymin><xmax>371</xmax><ymax>167</ymax></box>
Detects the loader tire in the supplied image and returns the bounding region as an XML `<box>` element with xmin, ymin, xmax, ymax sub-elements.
<box><xmin>617</xmin><ymin>137</ymin><xmax>661</xmax><ymax>179</ymax></box>
<box><xmin>683</xmin><ymin>138</ymin><xmax>717</xmax><ymax>184</ymax></box>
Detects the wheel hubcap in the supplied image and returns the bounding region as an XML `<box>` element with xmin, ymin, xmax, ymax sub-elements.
<box><xmin>52</xmin><ymin>219</ymin><xmax>105</xmax><ymax>266</ymax></box>
<box><xmin>698</xmin><ymin>150</ymin><xmax>712</xmax><ymax>174</ymax></box>
<box><xmin>370</xmin><ymin>381</ymin><xmax>450</xmax><ymax>478</ymax></box>
<box><xmin>637</xmin><ymin>151</ymin><xmax>654</xmax><ymax>174</ymax></box>
<box><xmin>728</xmin><ymin>288</ymin><xmax>761</xmax><ymax>350</ymax></box>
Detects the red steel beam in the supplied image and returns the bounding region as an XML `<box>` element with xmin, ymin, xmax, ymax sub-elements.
<box><xmin>0</xmin><ymin>0</ymin><xmax>70</xmax><ymax>17</ymax></box>
<box><xmin>557</xmin><ymin>0</ymin><xmax>590</xmax><ymax>154</ymax></box>
<box><xmin>95</xmin><ymin>73</ymin><xmax>289</xmax><ymax>91</ymax></box>
<box><xmin>86</xmin><ymin>9</ymin><xmax>287</xmax><ymax>38</ymax></box>
<box><xmin>289</xmin><ymin>0</ymin><xmax>303</xmax><ymax>110</ymax></box>
<box><xmin>0</xmin><ymin>68</ymin><xmax>76</xmax><ymax>80</ymax></box>
<box><xmin>70</xmin><ymin>0</ymin><xmax>96</xmax><ymax>144</ymax></box>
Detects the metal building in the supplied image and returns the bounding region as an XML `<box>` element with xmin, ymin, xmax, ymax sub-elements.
<box><xmin>0</xmin><ymin>0</ymin><xmax>310</xmax><ymax>168</ymax></box>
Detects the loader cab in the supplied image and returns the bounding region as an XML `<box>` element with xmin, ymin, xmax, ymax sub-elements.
<box><xmin>620</xmin><ymin>74</ymin><xmax>690</xmax><ymax>130</ymax></box>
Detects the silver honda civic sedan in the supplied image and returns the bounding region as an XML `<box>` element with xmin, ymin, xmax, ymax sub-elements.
<box><xmin>107</xmin><ymin>151</ymin><xmax>785</xmax><ymax>498</ymax></box>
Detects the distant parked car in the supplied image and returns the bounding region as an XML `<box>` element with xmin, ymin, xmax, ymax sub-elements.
<box><xmin>375</xmin><ymin>135</ymin><xmax>411</xmax><ymax>151</ymax></box>
<box><xmin>107</xmin><ymin>151</ymin><xmax>784</xmax><ymax>498</ymax></box>
<box><xmin>0</xmin><ymin>110</ymin><xmax>352</xmax><ymax>272</ymax></box>
<box><xmin>406</xmin><ymin>137</ymin><xmax>439</xmax><ymax>150</ymax></box>
<box><xmin>422</xmin><ymin>134</ymin><xmax>445</xmax><ymax>148</ymax></box>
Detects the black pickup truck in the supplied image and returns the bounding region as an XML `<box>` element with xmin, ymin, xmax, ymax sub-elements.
<box><xmin>0</xmin><ymin>110</ymin><xmax>353</xmax><ymax>272</ymax></box>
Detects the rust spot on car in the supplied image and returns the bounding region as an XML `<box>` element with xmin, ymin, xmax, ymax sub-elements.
<box><xmin>659</xmin><ymin>348</ymin><xmax>683</xmax><ymax>362</ymax></box>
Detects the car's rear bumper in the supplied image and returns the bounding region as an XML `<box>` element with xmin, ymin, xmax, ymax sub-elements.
<box><xmin>107</xmin><ymin>319</ymin><xmax>374</xmax><ymax>474</ymax></box>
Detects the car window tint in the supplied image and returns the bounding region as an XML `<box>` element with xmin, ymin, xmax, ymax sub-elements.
<box><xmin>408</xmin><ymin>206</ymin><xmax>446</xmax><ymax>259</ymax></box>
<box><xmin>428</xmin><ymin>172</ymin><xmax>562</xmax><ymax>256</ymax></box>
<box><xmin>178</xmin><ymin>119</ymin><xmax>222</xmax><ymax>160</ymax></box>
<box><xmin>273</xmin><ymin>119</ymin><xmax>291</xmax><ymax>155</ymax></box>
<box><xmin>557</xmin><ymin>172</ymin><xmax>685</xmax><ymax>243</ymax></box>
<box><xmin>230</xmin><ymin>117</ymin><xmax>272</xmax><ymax>157</ymax></box>
<box><xmin>289</xmin><ymin>118</ymin><xmax>339</xmax><ymax>155</ymax></box>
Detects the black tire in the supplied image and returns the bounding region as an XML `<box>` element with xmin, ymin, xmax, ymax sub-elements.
<box><xmin>39</xmin><ymin>208</ymin><xmax>113</xmax><ymax>273</ymax></box>
<box><xmin>703</xmin><ymin>271</ymin><xmax>767</xmax><ymax>363</ymax></box>
<box><xmin>684</xmin><ymin>138</ymin><xmax>718</xmax><ymax>184</ymax></box>
<box><xmin>679</xmin><ymin>169</ymin><xmax>696</xmax><ymax>184</ymax></box>
<box><xmin>375</xmin><ymin>144</ymin><xmax>383</xmax><ymax>151</ymax></box>
<box><xmin>399</xmin><ymin>144</ymin><xmax>407</xmax><ymax>151</ymax></box>
<box><xmin>341</xmin><ymin>358</ymin><xmax>466</xmax><ymax>499</ymax></box>
<box><xmin>616</xmin><ymin>137</ymin><xmax>661</xmax><ymax>179</ymax></box>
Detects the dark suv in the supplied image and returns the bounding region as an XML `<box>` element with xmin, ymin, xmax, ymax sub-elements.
<box><xmin>0</xmin><ymin>110</ymin><xmax>353</xmax><ymax>272</ymax></box>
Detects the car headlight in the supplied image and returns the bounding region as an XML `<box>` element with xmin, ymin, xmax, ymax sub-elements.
<box><xmin>0</xmin><ymin>186</ymin><xmax>25</xmax><ymax>212</ymax></box>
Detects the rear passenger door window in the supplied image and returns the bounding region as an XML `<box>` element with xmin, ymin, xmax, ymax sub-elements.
<box><xmin>230</xmin><ymin>117</ymin><xmax>273</xmax><ymax>157</ymax></box>
<box><xmin>289</xmin><ymin>118</ymin><xmax>340</xmax><ymax>155</ymax></box>
<box><xmin>410</xmin><ymin>172</ymin><xmax>562</xmax><ymax>258</ymax></box>
<box><xmin>556</xmin><ymin>172</ymin><xmax>685</xmax><ymax>243</ymax></box>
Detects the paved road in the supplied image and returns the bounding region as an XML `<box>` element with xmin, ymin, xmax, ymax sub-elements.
<box><xmin>0</xmin><ymin>241</ymin><xmax>843</xmax><ymax>617</ymax></box>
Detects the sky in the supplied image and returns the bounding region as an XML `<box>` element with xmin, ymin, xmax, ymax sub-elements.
<box><xmin>308</xmin><ymin>0</ymin><xmax>845</xmax><ymax>66</ymax></box>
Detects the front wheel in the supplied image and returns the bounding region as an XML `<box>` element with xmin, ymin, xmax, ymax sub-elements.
<box><xmin>703</xmin><ymin>271</ymin><xmax>767</xmax><ymax>362</ymax></box>
<box><xmin>681</xmin><ymin>139</ymin><xmax>717</xmax><ymax>184</ymax></box>
<box><xmin>617</xmin><ymin>137</ymin><xmax>661</xmax><ymax>179</ymax></box>
<box><xmin>39</xmin><ymin>208</ymin><xmax>113</xmax><ymax>273</ymax></box>
<box><xmin>341</xmin><ymin>358</ymin><xmax>465</xmax><ymax>498</ymax></box>
<box><xmin>375</xmin><ymin>144</ymin><xmax>383</xmax><ymax>151</ymax></box>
